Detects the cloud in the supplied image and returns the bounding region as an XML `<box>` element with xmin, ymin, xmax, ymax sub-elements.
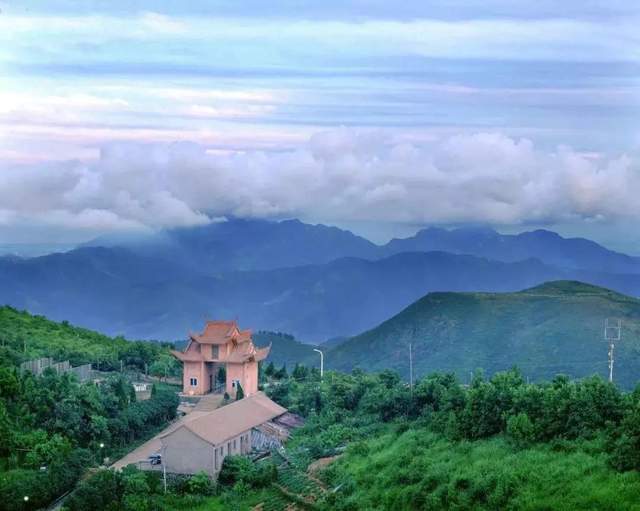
<box><xmin>1</xmin><ymin>129</ymin><xmax>638</xmax><ymax>237</ymax></box>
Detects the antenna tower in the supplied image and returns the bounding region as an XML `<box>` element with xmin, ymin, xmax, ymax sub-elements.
<box><xmin>604</xmin><ymin>318</ymin><xmax>621</xmax><ymax>383</ymax></box>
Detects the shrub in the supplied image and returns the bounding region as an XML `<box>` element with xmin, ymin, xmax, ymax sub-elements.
<box><xmin>506</xmin><ymin>413</ymin><xmax>535</xmax><ymax>447</ymax></box>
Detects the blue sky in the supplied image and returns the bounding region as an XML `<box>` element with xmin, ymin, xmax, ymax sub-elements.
<box><xmin>1</xmin><ymin>1</ymin><xmax>639</xmax><ymax>250</ymax></box>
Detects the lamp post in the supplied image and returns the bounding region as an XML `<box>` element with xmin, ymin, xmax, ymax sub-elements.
<box><xmin>313</xmin><ymin>349</ymin><xmax>324</xmax><ymax>380</ymax></box>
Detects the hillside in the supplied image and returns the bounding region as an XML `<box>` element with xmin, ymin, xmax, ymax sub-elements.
<box><xmin>0</xmin><ymin>305</ymin><xmax>171</xmax><ymax>371</ymax></box>
<box><xmin>252</xmin><ymin>331</ymin><xmax>319</xmax><ymax>368</ymax></box>
<box><xmin>327</xmin><ymin>281</ymin><xmax>640</xmax><ymax>388</ymax></box>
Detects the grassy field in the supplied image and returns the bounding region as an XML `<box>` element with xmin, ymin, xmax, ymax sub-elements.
<box><xmin>322</xmin><ymin>429</ymin><xmax>640</xmax><ymax>510</ymax></box>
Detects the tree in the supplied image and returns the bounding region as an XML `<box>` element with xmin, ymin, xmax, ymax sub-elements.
<box><xmin>236</xmin><ymin>383</ymin><xmax>245</xmax><ymax>400</ymax></box>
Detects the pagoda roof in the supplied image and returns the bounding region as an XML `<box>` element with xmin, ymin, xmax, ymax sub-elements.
<box><xmin>170</xmin><ymin>349</ymin><xmax>205</xmax><ymax>362</ymax></box>
<box><xmin>222</xmin><ymin>343</ymin><xmax>271</xmax><ymax>364</ymax></box>
<box><xmin>172</xmin><ymin>320</ymin><xmax>270</xmax><ymax>364</ymax></box>
<box><xmin>190</xmin><ymin>320</ymin><xmax>253</xmax><ymax>345</ymax></box>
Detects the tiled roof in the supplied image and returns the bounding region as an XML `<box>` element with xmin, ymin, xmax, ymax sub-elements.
<box><xmin>170</xmin><ymin>349</ymin><xmax>205</xmax><ymax>362</ymax></box>
<box><xmin>174</xmin><ymin>320</ymin><xmax>268</xmax><ymax>364</ymax></box>
<box><xmin>160</xmin><ymin>392</ymin><xmax>287</xmax><ymax>446</ymax></box>
<box><xmin>192</xmin><ymin>320</ymin><xmax>238</xmax><ymax>344</ymax></box>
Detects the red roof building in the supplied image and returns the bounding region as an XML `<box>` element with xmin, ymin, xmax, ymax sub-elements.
<box><xmin>171</xmin><ymin>320</ymin><xmax>270</xmax><ymax>397</ymax></box>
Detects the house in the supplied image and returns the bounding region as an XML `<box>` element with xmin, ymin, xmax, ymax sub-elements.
<box><xmin>159</xmin><ymin>392</ymin><xmax>292</xmax><ymax>476</ymax></box>
<box><xmin>171</xmin><ymin>320</ymin><xmax>270</xmax><ymax>397</ymax></box>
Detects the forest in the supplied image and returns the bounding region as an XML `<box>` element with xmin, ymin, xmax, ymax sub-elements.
<box><xmin>63</xmin><ymin>365</ymin><xmax>640</xmax><ymax>510</ymax></box>
<box><xmin>0</xmin><ymin>306</ymin><xmax>180</xmax><ymax>510</ymax></box>
<box><xmin>2</xmin><ymin>306</ymin><xmax>640</xmax><ymax>510</ymax></box>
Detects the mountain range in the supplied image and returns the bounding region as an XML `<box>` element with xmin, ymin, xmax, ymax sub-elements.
<box><xmin>2</xmin><ymin>218</ymin><xmax>640</xmax><ymax>342</ymax></box>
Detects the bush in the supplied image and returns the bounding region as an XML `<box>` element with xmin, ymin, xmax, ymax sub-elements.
<box><xmin>185</xmin><ymin>471</ymin><xmax>215</xmax><ymax>496</ymax></box>
<box><xmin>506</xmin><ymin>413</ymin><xmax>535</xmax><ymax>447</ymax></box>
<box><xmin>218</xmin><ymin>455</ymin><xmax>277</xmax><ymax>489</ymax></box>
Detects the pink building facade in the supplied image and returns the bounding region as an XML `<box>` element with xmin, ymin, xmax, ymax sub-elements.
<box><xmin>171</xmin><ymin>320</ymin><xmax>270</xmax><ymax>397</ymax></box>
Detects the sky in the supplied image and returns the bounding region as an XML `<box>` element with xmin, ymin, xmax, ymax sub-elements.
<box><xmin>1</xmin><ymin>1</ymin><xmax>640</xmax><ymax>251</ymax></box>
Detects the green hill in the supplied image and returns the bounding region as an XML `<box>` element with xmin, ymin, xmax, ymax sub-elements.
<box><xmin>327</xmin><ymin>281</ymin><xmax>640</xmax><ymax>387</ymax></box>
<box><xmin>0</xmin><ymin>305</ymin><xmax>171</xmax><ymax>371</ymax></box>
<box><xmin>252</xmin><ymin>331</ymin><xmax>319</xmax><ymax>369</ymax></box>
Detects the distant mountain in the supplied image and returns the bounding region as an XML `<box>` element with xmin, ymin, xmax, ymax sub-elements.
<box><xmin>384</xmin><ymin>226</ymin><xmax>640</xmax><ymax>273</ymax></box>
<box><xmin>3</xmin><ymin>246</ymin><xmax>622</xmax><ymax>342</ymax></box>
<box><xmin>5</xmin><ymin>219</ymin><xmax>640</xmax><ymax>343</ymax></box>
<box><xmin>86</xmin><ymin>219</ymin><xmax>640</xmax><ymax>275</ymax></box>
<box><xmin>252</xmin><ymin>331</ymin><xmax>319</xmax><ymax>369</ymax></box>
<box><xmin>327</xmin><ymin>281</ymin><xmax>640</xmax><ymax>388</ymax></box>
<box><xmin>84</xmin><ymin>218</ymin><xmax>378</xmax><ymax>272</ymax></box>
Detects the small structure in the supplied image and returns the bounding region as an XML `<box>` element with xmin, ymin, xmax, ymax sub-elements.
<box><xmin>171</xmin><ymin>320</ymin><xmax>270</xmax><ymax>397</ymax></box>
<box><xmin>159</xmin><ymin>392</ymin><xmax>293</xmax><ymax>476</ymax></box>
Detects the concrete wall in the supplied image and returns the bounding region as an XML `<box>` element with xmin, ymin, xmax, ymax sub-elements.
<box><xmin>226</xmin><ymin>361</ymin><xmax>258</xmax><ymax>397</ymax></box>
<box><xmin>163</xmin><ymin>427</ymin><xmax>215</xmax><ymax>476</ymax></box>
<box><xmin>162</xmin><ymin>428</ymin><xmax>252</xmax><ymax>476</ymax></box>
<box><xmin>182</xmin><ymin>361</ymin><xmax>208</xmax><ymax>395</ymax></box>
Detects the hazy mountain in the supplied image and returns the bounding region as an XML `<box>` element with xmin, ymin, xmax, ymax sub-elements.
<box><xmin>1</xmin><ymin>247</ymin><xmax>615</xmax><ymax>342</ymax></box>
<box><xmin>5</xmin><ymin>219</ymin><xmax>640</xmax><ymax>342</ymax></box>
<box><xmin>84</xmin><ymin>218</ymin><xmax>378</xmax><ymax>272</ymax></box>
<box><xmin>86</xmin><ymin>219</ymin><xmax>640</xmax><ymax>276</ymax></box>
<box><xmin>383</xmin><ymin>226</ymin><xmax>640</xmax><ymax>273</ymax></box>
<box><xmin>327</xmin><ymin>281</ymin><xmax>640</xmax><ymax>388</ymax></box>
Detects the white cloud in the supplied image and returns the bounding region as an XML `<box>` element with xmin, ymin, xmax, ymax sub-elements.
<box><xmin>1</xmin><ymin>129</ymin><xmax>639</xmax><ymax>236</ymax></box>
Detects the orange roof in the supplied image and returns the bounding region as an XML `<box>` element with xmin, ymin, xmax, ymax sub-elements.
<box><xmin>191</xmin><ymin>320</ymin><xmax>239</xmax><ymax>345</ymax></box>
<box><xmin>173</xmin><ymin>320</ymin><xmax>269</xmax><ymax>364</ymax></box>
<box><xmin>160</xmin><ymin>392</ymin><xmax>287</xmax><ymax>446</ymax></box>
<box><xmin>221</xmin><ymin>342</ymin><xmax>271</xmax><ymax>364</ymax></box>
<box><xmin>170</xmin><ymin>349</ymin><xmax>205</xmax><ymax>362</ymax></box>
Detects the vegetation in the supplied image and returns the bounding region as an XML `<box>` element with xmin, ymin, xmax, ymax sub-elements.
<box><xmin>0</xmin><ymin>308</ymin><xmax>180</xmax><ymax>510</ymax></box>
<box><xmin>328</xmin><ymin>281</ymin><xmax>640</xmax><ymax>388</ymax></box>
<box><xmin>0</xmin><ymin>306</ymin><xmax>178</xmax><ymax>374</ymax></box>
<box><xmin>253</xmin><ymin>331</ymin><xmax>318</xmax><ymax>369</ymax></box>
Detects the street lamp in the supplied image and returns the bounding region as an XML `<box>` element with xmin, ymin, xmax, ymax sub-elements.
<box><xmin>99</xmin><ymin>443</ymin><xmax>105</xmax><ymax>449</ymax></box>
<box><xmin>313</xmin><ymin>349</ymin><xmax>324</xmax><ymax>380</ymax></box>
<box><xmin>23</xmin><ymin>496</ymin><xmax>29</xmax><ymax>502</ymax></box>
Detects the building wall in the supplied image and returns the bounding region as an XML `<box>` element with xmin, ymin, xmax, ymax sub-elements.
<box><xmin>162</xmin><ymin>428</ymin><xmax>215</xmax><ymax>475</ymax></box>
<box><xmin>226</xmin><ymin>361</ymin><xmax>258</xmax><ymax>397</ymax></box>
<box><xmin>162</xmin><ymin>428</ymin><xmax>253</xmax><ymax>476</ymax></box>
<box><xmin>182</xmin><ymin>361</ymin><xmax>209</xmax><ymax>395</ymax></box>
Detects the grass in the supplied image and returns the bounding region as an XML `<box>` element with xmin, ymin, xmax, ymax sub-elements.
<box><xmin>149</xmin><ymin>487</ymin><xmax>284</xmax><ymax>511</ymax></box>
<box><xmin>321</xmin><ymin>429</ymin><xmax>640</xmax><ymax>510</ymax></box>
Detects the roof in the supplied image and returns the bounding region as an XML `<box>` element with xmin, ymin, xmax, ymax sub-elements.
<box><xmin>191</xmin><ymin>320</ymin><xmax>248</xmax><ymax>345</ymax></box>
<box><xmin>173</xmin><ymin>319</ymin><xmax>270</xmax><ymax>364</ymax></box>
<box><xmin>160</xmin><ymin>392</ymin><xmax>287</xmax><ymax>446</ymax></box>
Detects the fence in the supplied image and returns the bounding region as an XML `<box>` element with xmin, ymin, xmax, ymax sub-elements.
<box><xmin>20</xmin><ymin>357</ymin><xmax>93</xmax><ymax>383</ymax></box>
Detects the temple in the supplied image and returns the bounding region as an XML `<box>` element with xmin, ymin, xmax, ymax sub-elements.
<box><xmin>171</xmin><ymin>320</ymin><xmax>270</xmax><ymax>397</ymax></box>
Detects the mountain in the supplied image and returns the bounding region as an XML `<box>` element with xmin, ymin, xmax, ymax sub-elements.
<box><xmin>2</xmin><ymin>247</ymin><xmax>615</xmax><ymax>342</ymax></box>
<box><xmin>84</xmin><ymin>218</ymin><xmax>379</xmax><ymax>272</ymax></box>
<box><xmin>5</xmin><ymin>219</ymin><xmax>640</xmax><ymax>342</ymax></box>
<box><xmin>87</xmin><ymin>219</ymin><xmax>640</xmax><ymax>275</ymax></box>
<box><xmin>252</xmin><ymin>331</ymin><xmax>319</xmax><ymax>369</ymax></box>
<box><xmin>326</xmin><ymin>281</ymin><xmax>640</xmax><ymax>388</ymax></box>
<box><xmin>384</xmin><ymin>226</ymin><xmax>640</xmax><ymax>273</ymax></box>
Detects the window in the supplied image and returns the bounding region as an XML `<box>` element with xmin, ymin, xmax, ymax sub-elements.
<box><xmin>233</xmin><ymin>439</ymin><xmax>236</xmax><ymax>450</ymax></box>
<box><xmin>227</xmin><ymin>442</ymin><xmax>231</xmax><ymax>454</ymax></box>
<box><xmin>190</xmin><ymin>377</ymin><xmax>198</xmax><ymax>387</ymax></box>
<box><xmin>212</xmin><ymin>345</ymin><xmax>219</xmax><ymax>358</ymax></box>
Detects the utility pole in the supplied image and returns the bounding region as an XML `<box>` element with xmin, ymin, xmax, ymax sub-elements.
<box><xmin>313</xmin><ymin>349</ymin><xmax>324</xmax><ymax>380</ymax></box>
<box><xmin>604</xmin><ymin>318</ymin><xmax>622</xmax><ymax>383</ymax></box>
<box><xmin>409</xmin><ymin>343</ymin><xmax>413</xmax><ymax>395</ymax></box>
